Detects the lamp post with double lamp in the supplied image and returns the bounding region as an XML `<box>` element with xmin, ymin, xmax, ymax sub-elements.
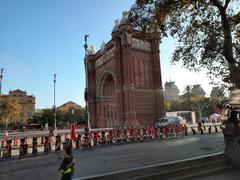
<box><xmin>53</xmin><ymin>74</ymin><xmax>57</xmax><ymax>134</ymax></box>
<box><xmin>0</xmin><ymin>68</ymin><xmax>4</xmax><ymax>131</ymax></box>
<box><xmin>0</xmin><ymin>68</ymin><xmax>4</xmax><ymax>94</ymax></box>
<box><xmin>83</xmin><ymin>34</ymin><xmax>90</xmax><ymax>133</ymax></box>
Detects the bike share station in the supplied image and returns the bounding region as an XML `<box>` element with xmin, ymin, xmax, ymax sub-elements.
<box><xmin>0</xmin><ymin>121</ymin><xmax>224</xmax><ymax>161</ymax></box>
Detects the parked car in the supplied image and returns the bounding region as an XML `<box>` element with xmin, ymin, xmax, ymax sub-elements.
<box><xmin>155</xmin><ymin>116</ymin><xmax>186</xmax><ymax>128</ymax></box>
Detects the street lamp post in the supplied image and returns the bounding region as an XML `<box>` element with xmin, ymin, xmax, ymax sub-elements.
<box><xmin>0</xmin><ymin>68</ymin><xmax>4</xmax><ymax>130</ymax></box>
<box><xmin>83</xmin><ymin>34</ymin><xmax>89</xmax><ymax>131</ymax></box>
<box><xmin>0</xmin><ymin>68</ymin><xmax>4</xmax><ymax>94</ymax></box>
<box><xmin>53</xmin><ymin>74</ymin><xmax>57</xmax><ymax>133</ymax></box>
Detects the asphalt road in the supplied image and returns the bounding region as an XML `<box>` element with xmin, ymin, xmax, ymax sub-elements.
<box><xmin>0</xmin><ymin>133</ymin><xmax>225</xmax><ymax>180</ymax></box>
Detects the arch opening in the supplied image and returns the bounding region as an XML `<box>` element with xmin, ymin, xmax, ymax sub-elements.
<box><xmin>99</xmin><ymin>73</ymin><xmax>117</xmax><ymax>128</ymax></box>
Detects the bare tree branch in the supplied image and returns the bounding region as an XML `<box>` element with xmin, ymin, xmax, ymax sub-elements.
<box><xmin>211</xmin><ymin>0</ymin><xmax>224</xmax><ymax>10</ymax></box>
<box><xmin>233</xmin><ymin>43</ymin><xmax>240</xmax><ymax>55</ymax></box>
<box><xmin>224</xmin><ymin>0</ymin><xmax>231</xmax><ymax>10</ymax></box>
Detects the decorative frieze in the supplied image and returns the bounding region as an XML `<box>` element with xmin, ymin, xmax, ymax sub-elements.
<box><xmin>132</xmin><ymin>38</ymin><xmax>151</xmax><ymax>52</ymax></box>
<box><xmin>95</xmin><ymin>47</ymin><xmax>115</xmax><ymax>68</ymax></box>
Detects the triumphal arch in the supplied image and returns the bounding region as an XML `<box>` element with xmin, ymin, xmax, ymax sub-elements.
<box><xmin>86</xmin><ymin>11</ymin><xmax>165</xmax><ymax>128</ymax></box>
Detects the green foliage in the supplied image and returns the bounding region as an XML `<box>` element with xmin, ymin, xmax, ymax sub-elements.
<box><xmin>165</xmin><ymin>95</ymin><xmax>226</xmax><ymax>120</ymax></box>
<box><xmin>130</xmin><ymin>0</ymin><xmax>240</xmax><ymax>87</ymax></box>
<box><xmin>32</xmin><ymin>107</ymin><xmax>86</xmax><ymax>127</ymax></box>
<box><xmin>0</xmin><ymin>97</ymin><xmax>21</xmax><ymax>125</ymax></box>
<box><xmin>164</xmin><ymin>101</ymin><xmax>171</xmax><ymax>111</ymax></box>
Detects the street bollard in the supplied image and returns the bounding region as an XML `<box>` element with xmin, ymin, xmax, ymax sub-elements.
<box><xmin>1</xmin><ymin>140</ymin><xmax>4</xmax><ymax>148</ymax></box>
<box><xmin>32</xmin><ymin>137</ymin><xmax>38</xmax><ymax>156</ymax></box>
<box><xmin>100</xmin><ymin>131</ymin><xmax>106</xmax><ymax>147</ymax></box>
<box><xmin>93</xmin><ymin>132</ymin><xmax>98</xmax><ymax>147</ymax></box>
<box><xmin>154</xmin><ymin>127</ymin><xmax>158</xmax><ymax>139</ymax></box>
<box><xmin>19</xmin><ymin>138</ymin><xmax>25</xmax><ymax>159</ymax></box>
<box><xmin>55</xmin><ymin>135</ymin><xmax>61</xmax><ymax>153</ymax></box>
<box><xmin>0</xmin><ymin>146</ymin><xmax>5</xmax><ymax>161</ymax></box>
<box><xmin>76</xmin><ymin>134</ymin><xmax>81</xmax><ymax>149</ymax></box>
<box><xmin>116</xmin><ymin>129</ymin><xmax>121</xmax><ymax>144</ymax></box>
<box><xmin>41</xmin><ymin>136</ymin><xmax>44</xmax><ymax>144</ymax></box>
<box><xmin>191</xmin><ymin>127</ymin><xmax>196</xmax><ymax>135</ymax></box>
<box><xmin>44</xmin><ymin>136</ymin><xmax>51</xmax><ymax>153</ymax></box>
<box><xmin>23</xmin><ymin>137</ymin><xmax>28</xmax><ymax>155</ymax></box>
<box><xmin>5</xmin><ymin>140</ymin><xmax>12</xmax><ymax>158</ymax></box>
<box><xmin>200</xmin><ymin>128</ymin><xmax>204</xmax><ymax>134</ymax></box>
<box><xmin>108</xmin><ymin>130</ymin><xmax>113</xmax><ymax>145</ymax></box>
<box><xmin>14</xmin><ymin>137</ymin><xmax>18</xmax><ymax>146</ymax></box>
<box><xmin>203</xmin><ymin>126</ymin><xmax>206</xmax><ymax>131</ymax></box>
<box><xmin>215</xmin><ymin>126</ymin><xmax>218</xmax><ymax>133</ymax></box>
<box><xmin>184</xmin><ymin>125</ymin><xmax>188</xmax><ymax>136</ymax></box>
<box><xmin>208</xmin><ymin>126</ymin><xmax>212</xmax><ymax>134</ymax></box>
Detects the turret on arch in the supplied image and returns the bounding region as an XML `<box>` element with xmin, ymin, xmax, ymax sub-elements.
<box><xmin>86</xmin><ymin>11</ymin><xmax>165</xmax><ymax>128</ymax></box>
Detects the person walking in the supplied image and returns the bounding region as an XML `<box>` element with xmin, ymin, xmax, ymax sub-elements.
<box><xmin>59</xmin><ymin>145</ymin><xmax>75</xmax><ymax>180</ymax></box>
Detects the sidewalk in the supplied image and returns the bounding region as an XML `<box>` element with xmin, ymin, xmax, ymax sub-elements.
<box><xmin>195</xmin><ymin>169</ymin><xmax>240</xmax><ymax>180</ymax></box>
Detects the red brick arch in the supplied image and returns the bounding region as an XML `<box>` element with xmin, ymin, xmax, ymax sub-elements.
<box><xmin>87</xmin><ymin>24</ymin><xmax>165</xmax><ymax>128</ymax></box>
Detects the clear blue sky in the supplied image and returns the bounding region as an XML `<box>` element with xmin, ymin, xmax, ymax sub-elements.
<box><xmin>0</xmin><ymin>0</ymin><xmax>213</xmax><ymax>109</ymax></box>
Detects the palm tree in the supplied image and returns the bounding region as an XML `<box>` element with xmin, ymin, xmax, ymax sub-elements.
<box><xmin>183</xmin><ymin>85</ymin><xmax>192</xmax><ymax>111</ymax></box>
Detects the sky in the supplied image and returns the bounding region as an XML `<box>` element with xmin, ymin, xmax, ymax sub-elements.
<box><xmin>0</xmin><ymin>0</ymin><xmax>214</xmax><ymax>109</ymax></box>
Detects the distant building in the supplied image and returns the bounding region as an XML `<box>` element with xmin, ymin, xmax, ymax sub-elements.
<box><xmin>57</xmin><ymin>101</ymin><xmax>83</xmax><ymax>125</ymax></box>
<box><xmin>3</xmin><ymin>89</ymin><xmax>36</xmax><ymax>123</ymax></box>
<box><xmin>57</xmin><ymin>101</ymin><xmax>82</xmax><ymax>112</ymax></box>
<box><xmin>191</xmin><ymin>84</ymin><xmax>206</xmax><ymax>97</ymax></box>
<box><xmin>163</xmin><ymin>81</ymin><xmax>179</xmax><ymax>101</ymax></box>
<box><xmin>210</xmin><ymin>87</ymin><xmax>222</xmax><ymax>98</ymax></box>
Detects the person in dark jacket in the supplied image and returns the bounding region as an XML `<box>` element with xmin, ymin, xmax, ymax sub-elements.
<box><xmin>59</xmin><ymin>146</ymin><xmax>75</xmax><ymax>180</ymax></box>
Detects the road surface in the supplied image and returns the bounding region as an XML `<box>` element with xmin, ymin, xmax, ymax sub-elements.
<box><xmin>0</xmin><ymin>133</ymin><xmax>224</xmax><ymax>180</ymax></box>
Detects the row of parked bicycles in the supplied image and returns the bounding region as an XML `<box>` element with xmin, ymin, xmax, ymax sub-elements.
<box><xmin>0</xmin><ymin>124</ymin><xmax>222</xmax><ymax>161</ymax></box>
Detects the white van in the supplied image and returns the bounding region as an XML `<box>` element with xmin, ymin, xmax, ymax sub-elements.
<box><xmin>155</xmin><ymin>116</ymin><xmax>186</xmax><ymax>128</ymax></box>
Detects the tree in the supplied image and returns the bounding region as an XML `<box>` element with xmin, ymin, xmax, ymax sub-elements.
<box><xmin>182</xmin><ymin>85</ymin><xmax>193</xmax><ymax>110</ymax></box>
<box><xmin>210</xmin><ymin>86</ymin><xmax>224</xmax><ymax>98</ymax></box>
<box><xmin>189</xmin><ymin>96</ymin><xmax>209</xmax><ymax>122</ymax></box>
<box><xmin>32</xmin><ymin>107</ymin><xmax>86</xmax><ymax>127</ymax></box>
<box><xmin>0</xmin><ymin>97</ymin><xmax>21</xmax><ymax>128</ymax></box>
<box><xmin>32</xmin><ymin>108</ymin><xmax>54</xmax><ymax>127</ymax></box>
<box><xmin>169</xmin><ymin>100</ymin><xmax>189</xmax><ymax>111</ymax></box>
<box><xmin>164</xmin><ymin>101</ymin><xmax>171</xmax><ymax>111</ymax></box>
<box><xmin>130</xmin><ymin>0</ymin><xmax>240</xmax><ymax>88</ymax></box>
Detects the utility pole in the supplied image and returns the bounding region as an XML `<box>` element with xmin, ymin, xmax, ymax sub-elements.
<box><xmin>0</xmin><ymin>68</ymin><xmax>4</xmax><ymax>94</ymax></box>
<box><xmin>54</xmin><ymin>74</ymin><xmax>57</xmax><ymax>133</ymax></box>
<box><xmin>83</xmin><ymin>34</ymin><xmax>90</xmax><ymax>132</ymax></box>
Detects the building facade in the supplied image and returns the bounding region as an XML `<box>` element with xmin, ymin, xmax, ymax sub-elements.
<box><xmin>87</xmin><ymin>12</ymin><xmax>165</xmax><ymax>128</ymax></box>
<box><xmin>7</xmin><ymin>89</ymin><xmax>35</xmax><ymax>123</ymax></box>
<box><xmin>163</xmin><ymin>81</ymin><xmax>179</xmax><ymax>101</ymax></box>
<box><xmin>191</xmin><ymin>84</ymin><xmax>206</xmax><ymax>97</ymax></box>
